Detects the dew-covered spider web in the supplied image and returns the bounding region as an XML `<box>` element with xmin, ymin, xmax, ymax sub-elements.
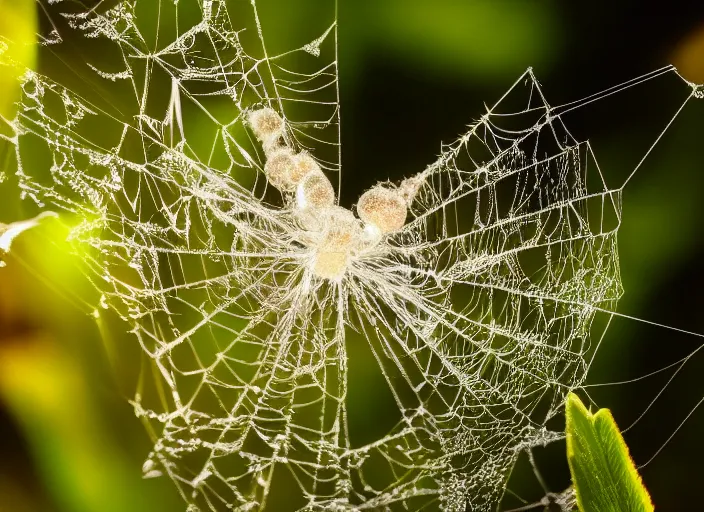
<box><xmin>1</xmin><ymin>1</ymin><xmax>703</xmax><ymax>511</ymax></box>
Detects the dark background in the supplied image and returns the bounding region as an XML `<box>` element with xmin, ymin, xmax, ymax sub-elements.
<box><xmin>1</xmin><ymin>1</ymin><xmax>704</xmax><ymax>510</ymax></box>
<box><xmin>338</xmin><ymin>3</ymin><xmax>704</xmax><ymax>508</ymax></box>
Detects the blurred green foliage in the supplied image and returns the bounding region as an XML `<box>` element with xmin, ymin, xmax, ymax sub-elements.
<box><xmin>347</xmin><ymin>0</ymin><xmax>558</xmax><ymax>80</ymax></box>
<box><xmin>0</xmin><ymin>222</ymin><xmax>182</xmax><ymax>512</ymax></box>
<box><xmin>0</xmin><ymin>0</ymin><xmax>35</xmax><ymax>120</ymax></box>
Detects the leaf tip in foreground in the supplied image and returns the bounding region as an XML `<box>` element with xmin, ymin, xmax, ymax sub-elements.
<box><xmin>565</xmin><ymin>392</ymin><xmax>654</xmax><ymax>512</ymax></box>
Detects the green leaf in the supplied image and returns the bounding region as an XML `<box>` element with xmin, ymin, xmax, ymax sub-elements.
<box><xmin>0</xmin><ymin>0</ymin><xmax>37</xmax><ymax>119</ymax></box>
<box><xmin>566</xmin><ymin>393</ymin><xmax>654</xmax><ymax>512</ymax></box>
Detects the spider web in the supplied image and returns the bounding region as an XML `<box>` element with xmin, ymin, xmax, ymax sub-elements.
<box><xmin>1</xmin><ymin>1</ymin><xmax>702</xmax><ymax>511</ymax></box>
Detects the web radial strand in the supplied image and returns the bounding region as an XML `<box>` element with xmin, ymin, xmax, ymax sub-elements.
<box><xmin>1</xmin><ymin>0</ymin><xmax>697</xmax><ymax>511</ymax></box>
